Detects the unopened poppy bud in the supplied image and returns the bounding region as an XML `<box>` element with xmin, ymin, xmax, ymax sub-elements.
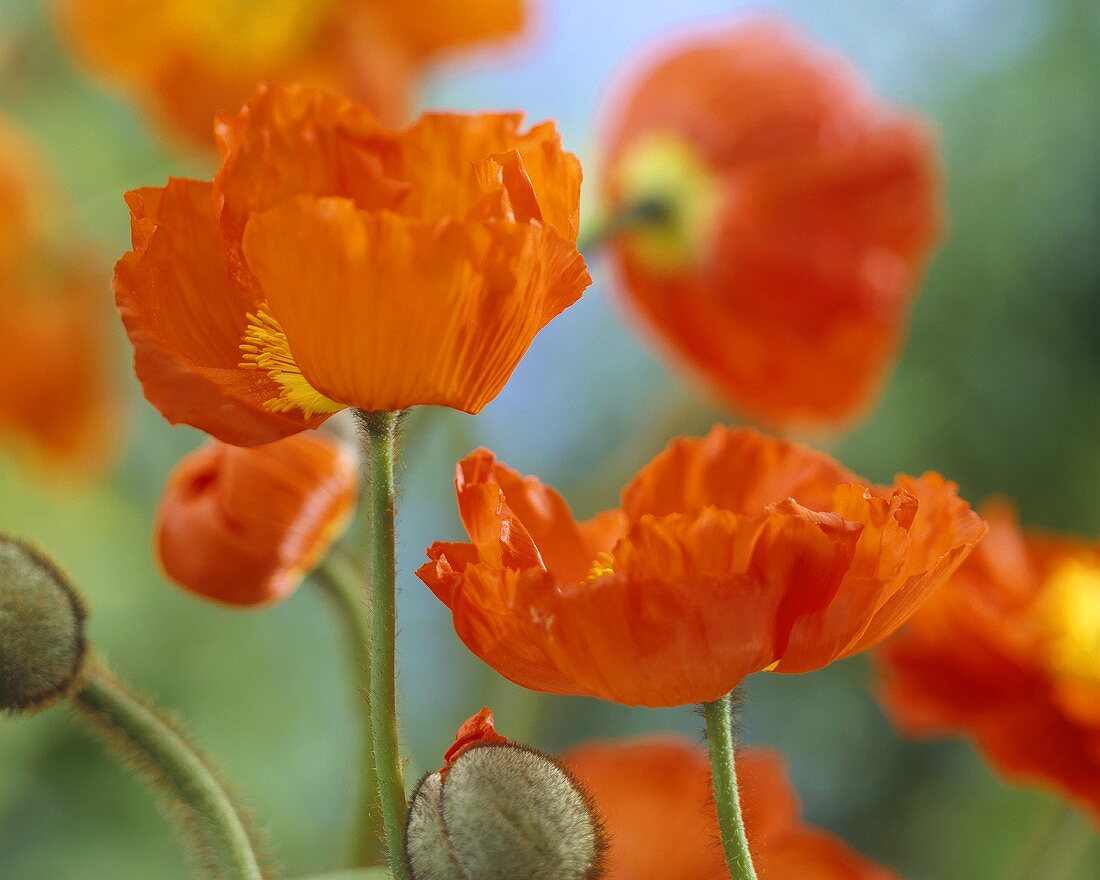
<box><xmin>155</xmin><ymin>433</ymin><xmax>358</xmax><ymax>607</ymax></box>
<box><xmin>0</xmin><ymin>536</ymin><xmax>87</xmax><ymax>714</ymax></box>
<box><xmin>405</xmin><ymin>708</ymin><xmax>604</xmax><ymax>880</ymax></box>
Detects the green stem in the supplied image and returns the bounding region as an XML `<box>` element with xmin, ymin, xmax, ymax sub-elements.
<box><xmin>72</xmin><ymin>656</ymin><xmax>267</xmax><ymax>880</ymax></box>
<box><xmin>356</xmin><ymin>410</ymin><xmax>409</xmax><ymax>880</ymax></box>
<box><xmin>702</xmin><ymin>694</ymin><xmax>758</xmax><ymax>880</ymax></box>
<box><xmin>1004</xmin><ymin>801</ymin><xmax>1095</xmax><ymax>880</ymax></box>
<box><xmin>313</xmin><ymin>551</ymin><xmax>383</xmax><ymax>866</ymax></box>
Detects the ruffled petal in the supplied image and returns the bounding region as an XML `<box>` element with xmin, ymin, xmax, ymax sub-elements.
<box><xmin>113</xmin><ymin>177</ymin><xmax>322</xmax><ymax>445</ymax></box>
<box><xmin>430</xmin><ymin>504</ymin><xmax>860</xmax><ymax>707</ymax></box>
<box><xmin>240</xmin><ymin>197</ymin><xmax>589</xmax><ymax>414</ymax></box>
<box><xmin>622</xmin><ymin>426</ymin><xmax>858</xmax><ymax>520</ymax></box>
<box><xmin>779</xmin><ymin>474</ymin><xmax>984</xmax><ymax>671</ymax></box>
<box><xmin>393</xmin><ymin>113</ymin><xmax>581</xmax><ymax>236</ymax></box>
<box><xmin>214</xmin><ymin>84</ymin><xmax>408</xmax><ymax>256</ymax></box>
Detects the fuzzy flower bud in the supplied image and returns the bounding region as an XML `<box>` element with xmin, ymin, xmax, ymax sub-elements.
<box><xmin>405</xmin><ymin>707</ymin><xmax>605</xmax><ymax>880</ymax></box>
<box><xmin>0</xmin><ymin>536</ymin><xmax>87</xmax><ymax>714</ymax></box>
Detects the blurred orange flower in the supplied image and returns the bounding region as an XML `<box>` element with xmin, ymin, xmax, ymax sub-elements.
<box><xmin>418</xmin><ymin>426</ymin><xmax>984</xmax><ymax>706</ymax></box>
<box><xmin>0</xmin><ymin>115</ymin><xmax>117</xmax><ymax>473</ymax></box>
<box><xmin>876</xmin><ymin>500</ymin><xmax>1100</xmax><ymax>821</ymax></box>
<box><xmin>156</xmin><ymin>432</ymin><xmax>358</xmax><ymax>606</ymax></box>
<box><xmin>599</xmin><ymin>18</ymin><xmax>941</xmax><ymax>429</ymax></box>
<box><xmin>54</xmin><ymin>0</ymin><xmax>527</xmax><ymax>148</ymax></box>
<box><xmin>115</xmin><ymin>84</ymin><xmax>589</xmax><ymax>446</ymax></box>
<box><xmin>563</xmin><ymin>737</ymin><xmax>900</xmax><ymax>879</ymax></box>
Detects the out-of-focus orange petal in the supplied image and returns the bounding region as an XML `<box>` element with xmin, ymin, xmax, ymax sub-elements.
<box><xmin>562</xmin><ymin>738</ymin><xmax>901</xmax><ymax>879</ymax></box>
<box><xmin>0</xmin><ymin>266</ymin><xmax>118</xmax><ymax>473</ymax></box>
<box><xmin>600</xmin><ymin>17</ymin><xmax>941</xmax><ymax>428</ymax></box>
<box><xmin>239</xmin><ymin>196</ymin><xmax>589</xmax><ymax>414</ymax></box>
<box><xmin>562</xmin><ymin>737</ymin><xmax>727</xmax><ymax>879</ymax></box>
<box><xmin>373</xmin><ymin>0</ymin><xmax>526</xmax><ymax>60</ymax></box>
<box><xmin>876</xmin><ymin>503</ymin><xmax>1100</xmax><ymax>821</ymax></box>
<box><xmin>621</xmin><ymin>426</ymin><xmax>857</xmax><ymax>521</ymax></box>
<box><xmin>155</xmin><ymin>432</ymin><xmax>357</xmax><ymax>606</ymax></box>
<box><xmin>113</xmin><ymin>177</ymin><xmax>323</xmax><ymax>445</ymax></box>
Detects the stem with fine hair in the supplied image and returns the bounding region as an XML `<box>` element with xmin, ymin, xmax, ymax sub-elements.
<box><xmin>313</xmin><ymin>549</ymin><xmax>383</xmax><ymax>865</ymax></box>
<box><xmin>355</xmin><ymin>409</ymin><xmax>409</xmax><ymax>880</ymax></box>
<box><xmin>702</xmin><ymin>694</ymin><xmax>759</xmax><ymax>880</ymax></box>
<box><xmin>72</xmin><ymin>655</ymin><xmax>267</xmax><ymax>880</ymax></box>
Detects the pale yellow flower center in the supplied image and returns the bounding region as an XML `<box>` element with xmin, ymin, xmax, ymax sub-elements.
<box><xmin>1041</xmin><ymin>559</ymin><xmax>1100</xmax><ymax>685</ymax></box>
<box><xmin>614</xmin><ymin>134</ymin><xmax>722</xmax><ymax>273</ymax></box>
<box><xmin>239</xmin><ymin>304</ymin><xmax>343</xmax><ymax>418</ymax></box>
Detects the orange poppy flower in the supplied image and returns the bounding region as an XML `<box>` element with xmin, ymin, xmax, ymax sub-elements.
<box><xmin>155</xmin><ymin>432</ymin><xmax>357</xmax><ymax>606</ymax></box>
<box><xmin>876</xmin><ymin>500</ymin><xmax>1100</xmax><ymax>821</ymax></box>
<box><xmin>114</xmin><ymin>84</ymin><xmax>589</xmax><ymax>446</ymax></box>
<box><xmin>598</xmin><ymin>17</ymin><xmax>941</xmax><ymax>428</ymax></box>
<box><xmin>418</xmin><ymin>426</ymin><xmax>984</xmax><ymax>707</ymax></box>
<box><xmin>0</xmin><ymin>115</ymin><xmax>117</xmax><ymax>472</ymax></box>
<box><xmin>563</xmin><ymin>737</ymin><xmax>900</xmax><ymax>879</ymax></box>
<box><xmin>54</xmin><ymin>0</ymin><xmax>527</xmax><ymax>148</ymax></box>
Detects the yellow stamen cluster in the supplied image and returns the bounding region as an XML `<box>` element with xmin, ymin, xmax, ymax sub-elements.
<box><xmin>585</xmin><ymin>551</ymin><xmax>615</xmax><ymax>583</ymax></box>
<box><xmin>1042</xmin><ymin>559</ymin><xmax>1100</xmax><ymax>685</ymax></box>
<box><xmin>239</xmin><ymin>304</ymin><xmax>344</xmax><ymax>418</ymax></box>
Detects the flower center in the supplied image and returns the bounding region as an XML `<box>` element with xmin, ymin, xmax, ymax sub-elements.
<box><xmin>1042</xmin><ymin>559</ymin><xmax>1100</xmax><ymax>685</ymax></box>
<box><xmin>239</xmin><ymin>304</ymin><xmax>344</xmax><ymax>418</ymax></box>
<box><xmin>585</xmin><ymin>551</ymin><xmax>615</xmax><ymax>583</ymax></box>
<box><xmin>614</xmin><ymin>134</ymin><xmax>721</xmax><ymax>273</ymax></box>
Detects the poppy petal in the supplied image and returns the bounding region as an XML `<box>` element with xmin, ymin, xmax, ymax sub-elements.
<box><xmin>240</xmin><ymin>196</ymin><xmax>589</xmax><ymax>414</ymax></box>
<box><xmin>114</xmin><ymin>177</ymin><xmax>322</xmax><ymax>445</ymax></box>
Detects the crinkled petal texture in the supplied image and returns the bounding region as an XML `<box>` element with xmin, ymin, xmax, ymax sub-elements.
<box><xmin>561</xmin><ymin>738</ymin><xmax>901</xmax><ymax>879</ymax></box>
<box><xmin>115</xmin><ymin>178</ymin><xmax>324</xmax><ymax>445</ymax></box>
<box><xmin>600</xmin><ymin>17</ymin><xmax>941</xmax><ymax>428</ymax></box>
<box><xmin>419</xmin><ymin>427</ymin><xmax>983</xmax><ymax>707</ymax></box>
<box><xmin>876</xmin><ymin>501</ymin><xmax>1100</xmax><ymax>822</ymax></box>
<box><xmin>155</xmin><ymin>433</ymin><xmax>357</xmax><ymax>606</ymax></box>
<box><xmin>115</xmin><ymin>85</ymin><xmax>588</xmax><ymax>444</ymax></box>
<box><xmin>54</xmin><ymin>0</ymin><xmax>527</xmax><ymax>148</ymax></box>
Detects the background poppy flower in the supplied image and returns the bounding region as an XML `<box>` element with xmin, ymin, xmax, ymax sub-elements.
<box><xmin>115</xmin><ymin>84</ymin><xmax>589</xmax><ymax>445</ymax></box>
<box><xmin>0</xmin><ymin>114</ymin><xmax>117</xmax><ymax>473</ymax></box>
<box><xmin>155</xmin><ymin>432</ymin><xmax>358</xmax><ymax>606</ymax></box>
<box><xmin>598</xmin><ymin>17</ymin><xmax>941</xmax><ymax>428</ymax></box>
<box><xmin>53</xmin><ymin>0</ymin><xmax>527</xmax><ymax>149</ymax></box>
<box><xmin>876</xmin><ymin>500</ymin><xmax>1100</xmax><ymax>822</ymax></box>
<box><xmin>562</xmin><ymin>737</ymin><xmax>900</xmax><ymax>879</ymax></box>
<box><xmin>418</xmin><ymin>426</ymin><xmax>984</xmax><ymax>707</ymax></box>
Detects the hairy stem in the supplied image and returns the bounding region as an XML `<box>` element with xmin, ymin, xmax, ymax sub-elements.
<box><xmin>72</xmin><ymin>655</ymin><xmax>268</xmax><ymax>880</ymax></box>
<box><xmin>702</xmin><ymin>694</ymin><xmax>758</xmax><ymax>880</ymax></box>
<box><xmin>314</xmin><ymin>550</ymin><xmax>383</xmax><ymax>865</ymax></box>
<box><xmin>355</xmin><ymin>410</ymin><xmax>409</xmax><ymax>880</ymax></box>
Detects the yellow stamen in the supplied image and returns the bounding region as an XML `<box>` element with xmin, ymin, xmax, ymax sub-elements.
<box><xmin>239</xmin><ymin>304</ymin><xmax>344</xmax><ymax>418</ymax></box>
<box><xmin>1042</xmin><ymin>559</ymin><xmax>1100</xmax><ymax>685</ymax></box>
<box><xmin>585</xmin><ymin>551</ymin><xmax>615</xmax><ymax>583</ymax></box>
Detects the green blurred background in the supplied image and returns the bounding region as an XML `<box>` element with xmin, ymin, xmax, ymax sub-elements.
<box><xmin>1</xmin><ymin>0</ymin><xmax>1098</xmax><ymax>877</ymax></box>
